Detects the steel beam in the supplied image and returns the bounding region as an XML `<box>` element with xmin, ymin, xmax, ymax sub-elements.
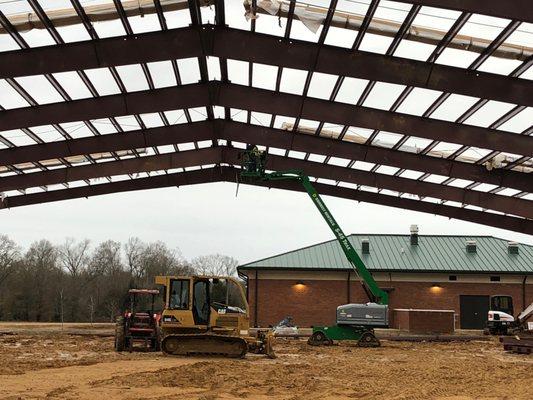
<box><xmin>220</xmin><ymin>122</ymin><xmax>533</xmax><ymax>193</ymax></box>
<box><xmin>1</xmin><ymin>166</ymin><xmax>531</xmax><ymax>235</ymax></box>
<box><xmin>1</xmin><ymin>26</ymin><xmax>532</xmax><ymax>107</ymax></box>
<box><xmin>0</xmin><ymin>83</ymin><xmax>210</xmax><ymax>132</ymax></box>
<box><xmin>0</xmin><ymin>147</ymin><xmax>222</xmax><ymax>192</ymax></box>
<box><xmin>2</xmin><ymin>120</ymin><xmax>531</xmax><ymax>193</ymax></box>
<box><xmin>0</xmin><ymin>120</ymin><xmax>215</xmax><ymax>166</ymax></box>
<box><xmin>2</xmin><ymin>82</ymin><xmax>532</xmax><ymax>156</ymax></box>
<box><xmin>221</xmin><ymin>149</ymin><xmax>533</xmax><ymax>219</ymax></box>
<box><xmin>216</xmin><ymin>84</ymin><xmax>533</xmax><ymax>156</ymax></box>
<box><xmin>2</xmin><ymin>146</ymin><xmax>531</xmax><ymax>219</ymax></box>
<box><xmin>394</xmin><ymin>0</ymin><xmax>533</xmax><ymax>24</ymax></box>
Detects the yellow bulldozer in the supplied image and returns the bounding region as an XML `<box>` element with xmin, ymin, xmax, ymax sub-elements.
<box><xmin>154</xmin><ymin>275</ymin><xmax>275</xmax><ymax>358</ymax></box>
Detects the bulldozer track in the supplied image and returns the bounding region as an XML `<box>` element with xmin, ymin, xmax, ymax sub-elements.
<box><xmin>161</xmin><ymin>333</ymin><xmax>248</xmax><ymax>358</ymax></box>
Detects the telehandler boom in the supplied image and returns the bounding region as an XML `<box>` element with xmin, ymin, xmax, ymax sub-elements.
<box><xmin>240</xmin><ymin>146</ymin><xmax>389</xmax><ymax>346</ymax></box>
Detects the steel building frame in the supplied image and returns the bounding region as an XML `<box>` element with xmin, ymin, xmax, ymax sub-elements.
<box><xmin>0</xmin><ymin>0</ymin><xmax>531</xmax><ymax>233</ymax></box>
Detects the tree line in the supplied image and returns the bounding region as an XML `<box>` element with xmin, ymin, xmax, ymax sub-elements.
<box><xmin>0</xmin><ymin>234</ymin><xmax>239</xmax><ymax>323</ymax></box>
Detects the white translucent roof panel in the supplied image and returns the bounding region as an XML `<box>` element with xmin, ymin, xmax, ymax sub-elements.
<box><xmin>334</xmin><ymin>77</ymin><xmax>369</xmax><ymax>104</ymax></box>
<box><xmin>464</xmin><ymin>100</ymin><xmax>516</xmax><ymax>128</ymax></box>
<box><xmin>250</xmin><ymin>111</ymin><xmax>272</xmax><ymax>126</ymax></box>
<box><xmin>252</xmin><ymin>62</ymin><xmax>278</xmax><ymax>91</ymax></box>
<box><xmin>90</xmin><ymin>118</ymin><xmax>118</xmax><ymax>134</ymax></box>
<box><xmin>498</xmin><ymin>108</ymin><xmax>533</xmax><ymax>133</ymax></box>
<box><xmin>359</xmin><ymin>32</ymin><xmax>394</xmax><ymax>54</ymax></box>
<box><xmin>362</xmin><ymin>82</ymin><xmax>406</xmax><ymax>110</ymax></box>
<box><xmin>430</xmin><ymin>94</ymin><xmax>480</xmax><ymax>122</ymax></box>
<box><xmin>51</xmin><ymin>71</ymin><xmax>95</xmax><ymax>100</ymax></box>
<box><xmin>14</xmin><ymin>75</ymin><xmax>65</xmax><ymax>104</ymax></box>
<box><xmin>163</xmin><ymin>110</ymin><xmax>188</xmax><ymax>124</ymax></box>
<box><xmin>128</xmin><ymin>13</ymin><xmax>162</xmax><ymax>34</ymax></box>
<box><xmin>147</xmin><ymin>61</ymin><xmax>177</xmax><ymax>89</ymax></box>
<box><xmin>273</xmin><ymin>115</ymin><xmax>296</xmax><ymax>130</ymax></box>
<box><xmin>163</xmin><ymin>9</ymin><xmax>192</xmax><ymax>29</ymax></box>
<box><xmin>230</xmin><ymin>108</ymin><xmax>247</xmax><ymax>123</ymax></box>
<box><xmin>458</xmin><ymin>14</ymin><xmax>510</xmax><ymax>42</ymax></box>
<box><xmin>280</xmin><ymin>67</ymin><xmax>308</xmax><ymax>95</ymax></box>
<box><xmin>206</xmin><ymin>56</ymin><xmax>221</xmax><ymax>81</ymax></box>
<box><xmin>176</xmin><ymin>58</ymin><xmax>201</xmax><ymax>84</ymax></box>
<box><xmin>115</xmin><ymin>64</ymin><xmax>150</xmax><ymax>92</ymax></box>
<box><xmin>90</xmin><ymin>17</ymin><xmax>126</xmax><ymax>38</ymax></box>
<box><xmin>83</xmin><ymin>68</ymin><xmax>121</xmax><ymax>95</ymax></box>
<box><xmin>395</xmin><ymin>88</ymin><xmax>443</xmax><ymax>116</ymax></box>
<box><xmin>307</xmin><ymin>72</ymin><xmax>338</xmax><ymax>100</ymax></box>
<box><xmin>324</xmin><ymin>26</ymin><xmax>358</xmax><ymax>48</ymax></box>
<box><xmin>227</xmin><ymin>59</ymin><xmax>249</xmax><ymax>86</ymax></box>
<box><xmin>477</xmin><ymin>56</ymin><xmax>523</xmax><ymax>76</ymax></box>
<box><xmin>140</xmin><ymin>113</ymin><xmax>165</xmax><ymax>128</ymax></box>
<box><xmin>56</xmin><ymin>22</ymin><xmax>92</xmax><ymax>43</ymax></box>
<box><xmin>0</xmin><ymin>79</ymin><xmax>30</xmax><ymax>109</ymax></box>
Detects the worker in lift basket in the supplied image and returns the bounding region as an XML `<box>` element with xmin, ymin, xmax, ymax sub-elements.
<box><xmin>245</xmin><ymin>144</ymin><xmax>261</xmax><ymax>173</ymax></box>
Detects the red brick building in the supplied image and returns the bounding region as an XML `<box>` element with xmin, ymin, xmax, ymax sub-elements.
<box><xmin>238</xmin><ymin>233</ymin><xmax>533</xmax><ymax>329</ymax></box>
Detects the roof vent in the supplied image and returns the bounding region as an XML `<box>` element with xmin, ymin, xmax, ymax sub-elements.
<box><xmin>410</xmin><ymin>224</ymin><xmax>419</xmax><ymax>246</ymax></box>
<box><xmin>466</xmin><ymin>240</ymin><xmax>477</xmax><ymax>254</ymax></box>
<box><xmin>362</xmin><ymin>239</ymin><xmax>370</xmax><ymax>254</ymax></box>
<box><xmin>508</xmin><ymin>242</ymin><xmax>519</xmax><ymax>255</ymax></box>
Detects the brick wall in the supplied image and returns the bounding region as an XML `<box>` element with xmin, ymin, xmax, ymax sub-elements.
<box><xmin>246</xmin><ymin>275</ymin><xmax>532</xmax><ymax>328</ymax></box>
<box><xmin>393</xmin><ymin>309</ymin><xmax>454</xmax><ymax>333</ymax></box>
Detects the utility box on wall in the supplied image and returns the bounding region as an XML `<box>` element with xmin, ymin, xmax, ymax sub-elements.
<box><xmin>393</xmin><ymin>309</ymin><xmax>455</xmax><ymax>334</ymax></box>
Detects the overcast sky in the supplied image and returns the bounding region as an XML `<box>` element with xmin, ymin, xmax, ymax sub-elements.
<box><xmin>0</xmin><ymin>0</ymin><xmax>532</xmax><ymax>263</ymax></box>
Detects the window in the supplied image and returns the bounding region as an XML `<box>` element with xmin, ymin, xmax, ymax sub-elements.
<box><xmin>209</xmin><ymin>278</ymin><xmax>247</xmax><ymax>313</ymax></box>
<box><xmin>490</xmin><ymin>276</ymin><xmax>501</xmax><ymax>282</ymax></box>
<box><xmin>169</xmin><ymin>279</ymin><xmax>189</xmax><ymax>309</ymax></box>
<box><xmin>449</xmin><ymin>275</ymin><xmax>457</xmax><ymax>281</ymax></box>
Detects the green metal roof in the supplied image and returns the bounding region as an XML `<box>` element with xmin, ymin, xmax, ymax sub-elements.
<box><xmin>239</xmin><ymin>235</ymin><xmax>533</xmax><ymax>274</ymax></box>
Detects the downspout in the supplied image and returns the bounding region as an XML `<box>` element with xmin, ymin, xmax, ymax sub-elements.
<box><xmin>522</xmin><ymin>275</ymin><xmax>527</xmax><ymax>312</ymax></box>
<box><xmin>347</xmin><ymin>271</ymin><xmax>351</xmax><ymax>303</ymax></box>
<box><xmin>254</xmin><ymin>270</ymin><xmax>259</xmax><ymax>328</ymax></box>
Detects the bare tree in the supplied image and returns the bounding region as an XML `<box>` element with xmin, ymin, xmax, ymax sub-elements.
<box><xmin>88</xmin><ymin>240</ymin><xmax>123</xmax><ymax>277</ymax></box>
<box><xmin>23</xmin><ymin>240</ymin><xmax>59</xmax><ymax>321</ymax></box>
<box><xmin>57</xmin><ymin>238</ymin><xmax>90</xmax><ymax>276</ymax></box>
<box><xmin>88</xmin><ymin>295</ymin><xmax>95</xmax><ymax>326</ymax></box>
<box><xmin>191</xmin><ymin>254</ymin><xmax>239</xmax><ymax>276</ymax></box>
<box><xmin>0</xmin><ymin>235</ymin><xmax>20</xmax><ymax>287</ymax></box>
<box><xmin>139</xmin><ymin>241</ymin><xmax>188</xmax><ymax>278</ymax></box>
<box><xmin>124</xmin><ymin>237</ymin><xmax>146</xmax><ymax>277</ymax></box>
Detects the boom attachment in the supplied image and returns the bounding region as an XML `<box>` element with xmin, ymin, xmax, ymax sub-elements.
<box><xmin>240</xmin><ymin>146</ymin><xmax>388</xmax><ymax>305</ymax></box>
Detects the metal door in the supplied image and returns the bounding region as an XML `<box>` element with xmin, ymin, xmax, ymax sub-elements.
<box><xmin>460</xmin><ymin>295</ymin><xmax>489</xmax><ymax>329</ymax></box>
<box><xmin>192</xmin><ymin>280</ymin><xmax>210</xmax><ymax>326</ymax></box>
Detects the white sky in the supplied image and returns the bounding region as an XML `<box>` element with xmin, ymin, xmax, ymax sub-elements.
<box><xmin>0</xmin><ymin>0</ymin><xmax>532</xmax><ymax>263</ymax></box>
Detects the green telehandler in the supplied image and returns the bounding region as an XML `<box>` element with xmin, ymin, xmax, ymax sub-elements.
<box><xmin>239</xmin><ymin>146</ymin><xmax>389</xmax><ymax>347</ymax></box>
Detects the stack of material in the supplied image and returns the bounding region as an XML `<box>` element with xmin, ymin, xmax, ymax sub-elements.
<box><xmin>500</xmin><ymin>335</ymin><xmax>533</xmax><ymax>354</ymax></box>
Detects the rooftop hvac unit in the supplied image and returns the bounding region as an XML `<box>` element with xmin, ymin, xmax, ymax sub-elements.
<box><xmin>466</xmin><ymin>240</ymin><xmax>477</xmax><ymax>254</ymax></box>
<box><xmin>361</xmin><ymin>239</ymin><xmax>370</xmax><ymax>254</ymax></box>
<box><xmin>508</xmin><ymin>242</ymin><xmax>519</xmax><ymax>255</ymax></box>
<box><xmin>410</xmin><ymin>224</ymin><xmax>419</xmax><ymax>246</ymax></box>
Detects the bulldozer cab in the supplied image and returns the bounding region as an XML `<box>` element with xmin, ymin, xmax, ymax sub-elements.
<box><xmin>156</xmin><ymin>275</ymin><xmax>248</xmax><ymax>328</ymax></box>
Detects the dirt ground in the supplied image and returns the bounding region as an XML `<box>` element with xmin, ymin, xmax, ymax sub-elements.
<box><xmin>0</xmin><ymin>324</ymin><xmax>531</xmax><ymax>400</ymax></box>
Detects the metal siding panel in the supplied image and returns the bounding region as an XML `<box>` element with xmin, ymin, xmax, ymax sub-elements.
<box><xmin>242</xmin><ymin>235</ymin><xmax>533</xmax><ymax>274</ymax></box>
